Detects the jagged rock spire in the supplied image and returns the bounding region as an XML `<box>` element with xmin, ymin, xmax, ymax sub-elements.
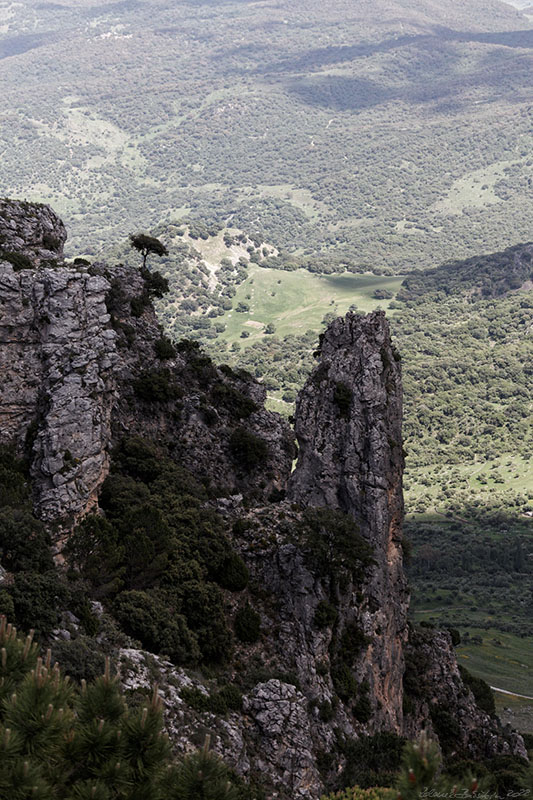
<box><xmin>289</xmin><ymin>310</ymin><xmax>408</xmax><ymax>731</ymax></box>
<box><xmin>289</xmin><ymin>310</ymin><xmax>403</xmax><ymax>550</ymax></box>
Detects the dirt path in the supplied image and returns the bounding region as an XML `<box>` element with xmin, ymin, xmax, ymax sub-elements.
<box><xmin>491</xmin><ymin>686</ymin><xmax>533</xmax><ymax>700</ymax></box>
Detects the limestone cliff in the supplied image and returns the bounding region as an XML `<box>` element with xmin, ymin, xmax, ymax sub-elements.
<box><xmin>289</xmin><ymin>311</ymin><xmax>407</xmax><ymax>732</ymax></box>
<box><xmin>0</xmin><ymin>202</ymin><xmax>294</xmax><ymax>524</ymax></box>
<box><xmin>0</xmin><ymin>198</ymin><xmax>66</xmax><ymax>267</ymax></box>
<box><xmin>0</xmin><ymin>201</ymin><xmax>525</xmax><ymax>798</ymax></box>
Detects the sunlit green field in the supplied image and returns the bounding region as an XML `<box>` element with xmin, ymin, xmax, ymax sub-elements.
<box><xmin>217</xmin><ymin>267</ymin><xmax>403</xmax><ymax>345</ymax></box>
<box><xmin>405</xmin><ymin>454</ymin><xmax>533</xmax><ymax>513</ymax></box>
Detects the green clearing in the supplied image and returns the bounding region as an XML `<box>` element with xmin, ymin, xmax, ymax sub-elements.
<box><xmin>456</xmin><ymin>629</ymin><xmax>533</xmax><ymax>698</ymax></box>
<box><xmin>433</xmin><ymin>160</ymin><xmax>519</xmax><ymax>214</ymax></box>
<box><xmin>217</xmin><ymin>267</ymin><xmax>403</xmax><ymax>345</ymax></box>
<box><xmin>405</xmin><ymin>455</ymin><xmax>533</xmax><ymax>513</ymax></box>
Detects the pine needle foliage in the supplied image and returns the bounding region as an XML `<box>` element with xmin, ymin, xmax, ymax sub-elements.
<box><xmin>0</xmin><ymin>616</ymin><xmax>246</xmax><ymax>799</ymax></box>
<box><xmin>396</xmin><ymin>733</ymin><xmax>481</xmax><ymax>800</ymax></box>
<box><xmin>162</xmin><ymin>735</ymin><xmax>243</xmax><ymax>800</ymax></box>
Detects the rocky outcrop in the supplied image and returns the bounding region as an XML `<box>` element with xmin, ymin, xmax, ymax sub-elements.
<box><xmin>98</xmin><ymin>262</ymin><xmax>296</xmax><ymax>500</ymax></box>
<box><xmin>0</xmin><ymin>204</ymin><xmax>525</xmax><ymax>798</ymax></box>
<box><xmin>289</xmin><ymin>311</ymin><xmax>408</xmax><ymax>732</ymax></box>
<box><xmin>0</xmin><ymin>204</ymin><xmax>294</xmax><ymax>521</ymax></box>
<box><xmin>0</xmin><ymin>265</ymin><xmax>117</xmax><ymax>521</ymax></box>
<box><xmin>0</xmin><ymin>199</ymin><xmax>66</xmax><ymax>266</ymax></box>
<box><xmin>244</xmin><ymin>680</ymin><xmax>320</xmax><ymax>798</ymax></box>
<box><xmin>403</xmin><ymin>627</ymin><xmax>527</xmax><ymax>759</ymax></box>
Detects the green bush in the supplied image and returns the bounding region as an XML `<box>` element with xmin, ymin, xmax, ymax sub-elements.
<box><xmin>215</xmin><ymin>552</ymin><xmax>249</xmax><ymax>592</ymax></box>
<box><xmin>234</xmin><ymin>603</ymin><xmax>261</xmax><ymax>644</ymax></box>
<box><xmin>51</xmin><ymin>637</ymin><xmax>106</xmax><ymax>684</ymax></box>
<box><xmin>179</xmin><ymin>581</ymin><xmax>232</xmax><ymax>664</ymax></box>
<box><xmin>131</xmin><ymin>293</ymin><xmax>148</xmax><ymax>317</ymax></box>
<box><xmin>180</xmin><ymin>684</ymin><xmax>243</xmax><ymax>715</ymax></box>
<box><xmin>0</xmin><ymin>590</ymin><xmax>14</xmax><ymax>619</ymax></box>
<box><xmin>352</xmin><ymin>680</ymin><xmax>372</xmax><ymax>723</ymax></box>
<box><xmin>155</xmin><ymin>336</ymin><xmax>177</xmax><ymax>360</ymax></box>
<box><xmin>229</xmin><ymin>428</ymin><xmax>269</xmax><ymax>471</ymax></box>
<box><xmin>331</xmin><ymin>663</ymin><xmax>359</xmax><ymax>703</ymax></box>
<box><xmin>301</xmin><ymin>508</ymin><xmax>374</xmax><ymax>584</ymax></box>
<box><xmin>338</xmin><ymin>623</ymin><xmax>371</xmax><ymax>663</ymax></box>
<box><xmin>314</xmin><ymin>600</ymin><xmax>338</xmax><ymax>629</ymax></box>
<box><xmin>0</xmin><ymin>250</ymin><xmax>33</xmax><ymax>270</ymax></box>
<box><xmin>211</xmin><ymin>383</ymin><xmax>257</xmax><ymax>419</ymax></box>
<box><xmin>141</xmin><ymin>268</ymin><xmax>169</xmax><ymax>298</ymax></box>
<box><xmin>133</xmin><ymin>368</ymin><xmax>181</xmax><ymax>402</ymax></box>
<box><xmin>429</xmin><ymin>705</ymin><xmax>461</xmax><ymax>754</ymax></box>
<box><xmin>338</xmin><ymin>732</ymin><xmax>406</xmax><ymax>790</ymax></box>
<box><xmin>0</xmin><ymin>446</ymin><xmax>29</xmax><ymax>508</ymax></box>
<box><xmin>9</xmin><ymin>571</ymin><xmax>68</xmax><ymax>637</ymax></box>
<box><xmin>113</xmin><ymin>590</ymin><xmax>200</xmax><ymax>665</ymax></box>
<box><xmin>0</xmin><ymin>508</ymin><xmax>53</xmax><ymax>573</ymax></box>
<box><xmin>458</xmin><ymin>665</ymin><xmax>495</xmax><ymax>715</ymax></box>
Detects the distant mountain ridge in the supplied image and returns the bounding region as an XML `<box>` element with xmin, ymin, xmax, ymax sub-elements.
<box><xmin>1</xmin><ymin>0</ymin><xmax>533</xmax><ymax>271</ymax></box>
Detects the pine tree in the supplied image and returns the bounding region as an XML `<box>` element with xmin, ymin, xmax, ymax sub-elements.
<box><xmin>163</xmin><ymin>735</ymin><xmax>242</xmax><ymax>800</ymax></box>
<box><xmin>396</xmin><ymin>732</ymin><xmax>480</xmax><ymax>800</ymax></box>
<box><xmin>0</xmin><ymin>616</ymin><xmax>247</xmax><ymax>799</ymax></box>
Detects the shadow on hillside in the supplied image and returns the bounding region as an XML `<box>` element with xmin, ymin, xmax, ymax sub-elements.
<box><xmin>0</xmin><ymin>33</ymin><xmax>55</xmax><ymax>60</ymax></box>
<box><xmin>254</xmin><ymin>26</ymin><xmax>533</xmax><ymax>75</ymax></box>
<box><xmin>285</xmin><ymin>38</ymin><xmax>531</xmax><ymax>112</ymax></box>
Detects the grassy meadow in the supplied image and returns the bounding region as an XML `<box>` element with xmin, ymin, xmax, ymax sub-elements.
<box><xmin>217</xmin><ymin>268</ymin><xmax>403</xmax><ymax>345</ymax></box>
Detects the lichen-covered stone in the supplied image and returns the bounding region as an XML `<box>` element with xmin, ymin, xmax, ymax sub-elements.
<box><xmin>0</xmin><ymin>199</ymin><xmax>66</xmax><ymax>266</ymax></box>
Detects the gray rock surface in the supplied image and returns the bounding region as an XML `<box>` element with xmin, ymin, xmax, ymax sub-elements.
<box><xmin>0</xmin><ymin>245</ymin><xmax>294</xmax><ymax>521</ymax></box>
<box><xmin>0</xmin><ymin>199</ymin><xmax>66</xmax><ymax>266</ymax></box>
<box><xmin>244</xmin><ymin>680</ymin><xmax>321</xmax><ymax>798</ymax></box>
<box><xmin>289</xmin><ymin>311</ymin><xmax>408</xmax><ymax>732</ymax></box>
<box><xmin>0</xmin><ymin>204</ymin><xmax>525</xmax><ymax>796</ymax></box>
<box><xmin>403</xmin><ymin>627</ymin><xmax>527</xmax><ymax>759</ymax></box>
<box><xmin>0</xmin><ymin>264</ymin><xmax>117</xmax><ymax>521</ymax></box>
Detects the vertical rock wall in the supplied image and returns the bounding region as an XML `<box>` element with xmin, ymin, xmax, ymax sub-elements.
<box><xmin>289</xmin><ymin>311</ymin><xmax>409</xmax><ymax>730</ymax></box>
<box><xmin>0</xmin><ymin>263</ymin><xmax>118</xmax><ymax>521</ymax></box>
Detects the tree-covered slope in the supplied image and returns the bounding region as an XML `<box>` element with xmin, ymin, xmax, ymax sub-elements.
<box><xmin>2</xmin><ymin>0</ymin><xmax>533</xmax><ymax>270</ymax></box>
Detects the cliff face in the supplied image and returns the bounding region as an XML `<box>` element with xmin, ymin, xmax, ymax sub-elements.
<box><xmin>0</xmin><ymin>201</ymin><xmax>116</xmax><ymax>522</ymax></box>
<box><xmin>0</xmin><ymin>199</ymin><xmax>66</xmax><ymax>266</ymax></box>
<box><xmin>0</xmin><ymin>202</ymin><xmax>525</xmax><ymax>797</ymax></box>
<box><xmin>0</xmin><ymin>202</ymin><xmax>295</xmax><ymax>523</ymax></box>
<box><xmin>289</xmin><ymin>311</ymin><xmax>408</xmax><ymax>732</ymax></box>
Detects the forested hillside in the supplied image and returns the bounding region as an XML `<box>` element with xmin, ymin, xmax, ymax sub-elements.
<box><xmin>2</xmin><ymin>0</ymin><xmax>533</xmax><ymax>271</ymax></box>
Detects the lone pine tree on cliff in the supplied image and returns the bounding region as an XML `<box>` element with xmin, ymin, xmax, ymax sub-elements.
<box><xmin>129</xmin><ymin>233</ymin><xmax>168</xmax><ymax>269</ymax></box>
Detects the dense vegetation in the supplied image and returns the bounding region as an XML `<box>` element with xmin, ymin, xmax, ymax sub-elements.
<box><xmin>0</xmin><ymin>437</ymin><xmax>250</xmax><ymax>671</ymax></box>
<box><xmin>321</xmin><ymin>729</ymin><xmax>533</xmax><ymax>800</ymax></box>
<box><xmin>67</xmin><ymin>437</ymin><xmax>250</xmax><ymax>666</ymax></box>
<box><xmin>0</xmin><ymin>617</ymin><xmax>247</xmax><ymax>800</ymax></box>
<box><xmin>3</xmin><ymin>0</ymin><xmax>533</xmax><ymax>273</ymax></box>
